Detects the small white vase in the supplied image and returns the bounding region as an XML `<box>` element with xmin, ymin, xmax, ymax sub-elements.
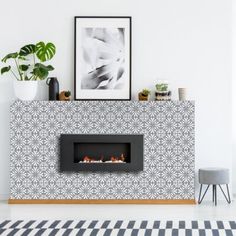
<box><xmin>13</xmin><ymin>80</ymin><xmax>38</xmax><ymax>101</ymax></box>
<box><xmin>178</xmin><ymin>88</ymin><xmax>187</xmax><ymax>101</ymax></box>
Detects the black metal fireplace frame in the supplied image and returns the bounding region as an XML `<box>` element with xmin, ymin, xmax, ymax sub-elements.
<box><xmin>60</xmin><ymin>134</ymin><xmax>143</xmax><ymax>172</ymax></box>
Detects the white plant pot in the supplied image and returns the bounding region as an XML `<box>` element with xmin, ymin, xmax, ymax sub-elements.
<box><xmin>13</xmin><ymin>80</ymin><xmax>38</xmax><ymax>101</ymax></box>
<box><xmin>35</xmin><ymin>80</ymin><xmax>48</xmax><ymax>101</ymax></box>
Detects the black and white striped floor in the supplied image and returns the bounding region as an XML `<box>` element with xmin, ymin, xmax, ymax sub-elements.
<box><xmin>0</xmin><ymin>220</ymin><xmax>236</xmax><ymax>235</ymax></box>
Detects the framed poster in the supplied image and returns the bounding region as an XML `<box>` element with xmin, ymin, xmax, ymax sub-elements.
<box><xmin>74</xmin><ymin>16</ymin><xmax>131</xmax><ymax>100</ymax></box>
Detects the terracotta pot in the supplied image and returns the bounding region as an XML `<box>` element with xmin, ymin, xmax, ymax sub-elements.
<box><xmin>59</xmin><ymin>91</ymin><xmax>71</xmax><ymax>101</ymax></box>
<box><xmin>138</xmin><ymin>92</ymin><xmax>149</xmax><ymax>101</ymax></box>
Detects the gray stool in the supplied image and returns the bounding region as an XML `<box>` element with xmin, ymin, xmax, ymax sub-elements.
<box><xmin>198</xmin><ymin>168</ymin><xmax>231</xmax><ymax>205</ymax></box>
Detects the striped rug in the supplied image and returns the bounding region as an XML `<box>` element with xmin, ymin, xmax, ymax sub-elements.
<box><xmin>0</xmin><ymin>220</ymin><xmax>236</xmax><ymax>235</ymax></box>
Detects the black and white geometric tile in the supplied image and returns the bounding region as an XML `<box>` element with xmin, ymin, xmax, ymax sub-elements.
<box><xmin>10</xmin><ymin>101</ymin><xmax>195</xmax><ymax>200</ymax></box>
<box><xmin>0</xmin><ymin>220</ymin><xmax>235</xmax><ymax>236</ymax></box>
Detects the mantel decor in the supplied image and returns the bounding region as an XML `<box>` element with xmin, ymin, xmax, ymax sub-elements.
<box><xmin>1</xmin><ymin>42</ymin><xmax>56</xmax><ymax>101</ymax></box>
<box><xmin>74</xmin><ymin>16</ymin><xmax>132</xmax><ymax>100</ymax></box>
<box><xmin>9</xmin><ymin>101</ymin><xmax>195</xmax><ymax>204</ymax></box>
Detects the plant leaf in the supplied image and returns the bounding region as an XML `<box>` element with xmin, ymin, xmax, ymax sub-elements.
<box><xmin>2</xmin><ymin>53</ymin><xmax>18</xmax><ymax>62</ymax></box>
<box><xmin>36</xmin><ymin>42</ymin><xmax>56</xmax><ymax>62</ymax></box>
<box><xmin>18</xmin><ymin>56</ymin><xmax>28</xmax><ymax>61</ymax></box>
<box><xmin>46</xmin><ymin>65</ymin><xmax>54</xmax><ymax>71</ymax></box>
<box><xmin>19</xmin><ymin>64</ymin><xmax>29</xmax><ymax>71</ymax></box>
<box><xmin>32</xmin><ymin>63</ymin><xmax>52</xmax><ymax>80</ymax></box>
<box><xmin>1</xmin><ymin>66</ymin><xmax>11</xmax><ymax>74</ymax></box>
<box><xmin>19</xmin><ymin>44</ymin><xmax>36</xmax><ymax>56</ymax></box>
<box><xmin>32</xmin><ymin>67</ymin><xmax>49</xmax><ymax>80</ymax></box>
<box><xmin>34</xmin><ymin>63</ymin><xmax>54</xmax><ymax>71</ymax></box>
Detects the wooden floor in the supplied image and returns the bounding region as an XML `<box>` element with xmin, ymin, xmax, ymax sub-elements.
<box><xmin>8</xmin><ymin>199</ymin><xmax>196</xmax><ymax>204</ymax></box>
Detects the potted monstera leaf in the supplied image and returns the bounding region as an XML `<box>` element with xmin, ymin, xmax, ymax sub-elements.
<box><xmin>1</xmin><ymin>42</ymin><xmax>56</xmax><ymax>100</ymax></box>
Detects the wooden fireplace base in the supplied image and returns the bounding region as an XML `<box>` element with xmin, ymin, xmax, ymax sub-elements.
<box><xmin>8</xmin><ymin>199</ymin><xmax>196</xmax><ymax>204</ymax></box>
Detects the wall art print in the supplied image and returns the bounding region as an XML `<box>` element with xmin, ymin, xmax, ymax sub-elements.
<box><xmin>74</xmin><ymin>16</ymin><xmax>131</xmax><ymax>100</ymax></box>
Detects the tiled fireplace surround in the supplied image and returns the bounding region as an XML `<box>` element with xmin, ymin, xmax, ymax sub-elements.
<box><xmin>9</xmin><ymin>101</ymin><xmax>195</xmax><ymax>203</ymax></box>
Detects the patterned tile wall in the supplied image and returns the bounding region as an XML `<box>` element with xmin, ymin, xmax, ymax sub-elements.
<box><xmin>10</xmin><ymin>101</ymin><xmax>195</xmax><ymax>200</ymax></box>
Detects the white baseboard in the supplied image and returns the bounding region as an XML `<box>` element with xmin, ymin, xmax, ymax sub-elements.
<box><xmin>0</xmin><ymin>194</ymin><xmax>9</xmax><ymax>200</ymax></box>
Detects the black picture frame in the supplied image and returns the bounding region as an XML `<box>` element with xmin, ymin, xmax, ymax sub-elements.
<box><xmin>74</xmin><ymin>16</ymin><xmax>132</xmax><ymax>101</ymax></box>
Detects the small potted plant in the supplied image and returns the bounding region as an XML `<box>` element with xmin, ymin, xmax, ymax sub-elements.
<box><xmin>59</xmin><ymin>90</ymin><xmax>71</xmax><ymax>101</ymax></box>
<box><xmin>1</xmin><ymin>42</ymin><xmax>56</xmax><ymax>100</ymax></box>
<box><xmin>138</xmin><ymin>89</ymin><xmax>151</xmax><ymax>101</ymax></box>
<box><xmin>155</xmin><ymin>82</ymin><xmax>171</xmax><ymax>101</ymax></box>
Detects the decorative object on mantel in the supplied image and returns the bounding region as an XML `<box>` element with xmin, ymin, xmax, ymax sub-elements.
<box><xmin>138</xmin><ymin>89</ymin><xmax>150</xmax><ymax>101</ymax></box>
<box><xmin>178</xmin><ymin>87</ymin><xmax>187</xmax><ymax>101</ymax></box>
<box><xmin>1</xmin><ymin>42</ymin><xmax>56</xmax><ymax>100</ymax></box>
<box><xmin>155</xmin><ymin>81</ymin><xmax>171</xmax><ymax>101</ymax></box>
<box><xmin>74</xmin><ymin>16</ymin><xmax>132</xmax><ymax>100</ymax></box>
<box><xmin>59</xmin><ymin>90</ymin><xmax>71</xmax><ymax>101</ymax></box>
<box><xmin>46</xmin><ymin>77</ymin><xmax>59</xmax><ymax>101</ymax></box>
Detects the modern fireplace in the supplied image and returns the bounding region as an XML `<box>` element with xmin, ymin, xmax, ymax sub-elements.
<box><xmin>60</xmin><ymin>134</ymin><xmax>143</xmax><ymax>172</ymax></box>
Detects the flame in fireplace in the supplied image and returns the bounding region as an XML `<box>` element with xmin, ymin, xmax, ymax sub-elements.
<box><xmin>81</xmin><ymin>153</ymin><xmax>126</xmax><ymax>163</ymax></box>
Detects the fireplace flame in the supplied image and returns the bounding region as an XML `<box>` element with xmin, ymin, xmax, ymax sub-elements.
<box><xmin>83</xmin><ymin>156</ymin><xmax>92</xmax><ymax>162</ymax></box>
<box><xmin>81</xmin><ymin>154</ymin><xmax>126</xmax><ymax>163</ymax></box>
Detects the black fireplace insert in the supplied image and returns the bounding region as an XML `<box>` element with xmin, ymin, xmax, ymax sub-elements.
<box><xmin>60</xmin><ymin>134</ymin><xmax>143</xmax><ymax>172</ymax></box>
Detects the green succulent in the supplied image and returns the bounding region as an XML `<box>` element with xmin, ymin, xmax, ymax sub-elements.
<box><xmin>142</xmin><ymin>89</ymin><xmax>151</xmax><ymax>96</ymax></box>
<box><xmin>156</xmin><ymin>83</ymin><xmax>168</xmax><ymax>91</ymax></box>
<box><xmin>64</xmin><ymin>91</ymin><xmax>71</xmax><ymax>97</ymax></box>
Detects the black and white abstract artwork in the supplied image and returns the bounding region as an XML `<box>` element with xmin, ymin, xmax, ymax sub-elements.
<box><xmin>81</xmin><ymin>27</ymin><xmax>126</xmax><ymax>90</ymax></box>
<box><xmin>75</xmin><ymin>17</ymin><xmax>131</xmax><ymax>100</ymax></box>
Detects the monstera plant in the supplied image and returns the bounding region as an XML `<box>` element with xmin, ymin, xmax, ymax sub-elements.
<box><xmin>1</xmin><ymin>42</ymin><xmax>56</xmax><ymax>100</ymax></box>
<box><xmin>1</xmin><ymin>42</ymin><xmax>56</xmax><ymax>81</ymax></box>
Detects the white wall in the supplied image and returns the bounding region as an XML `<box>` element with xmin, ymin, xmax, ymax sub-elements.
<box><xmin>232</xmin><ymin>0</ymin><xmax>236</xmax><ymax>194</ymax></box>
<box><xmin>0</xmin><ymin>0</ymin><xmax>232</xmax><ymax>199</ymax></box>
